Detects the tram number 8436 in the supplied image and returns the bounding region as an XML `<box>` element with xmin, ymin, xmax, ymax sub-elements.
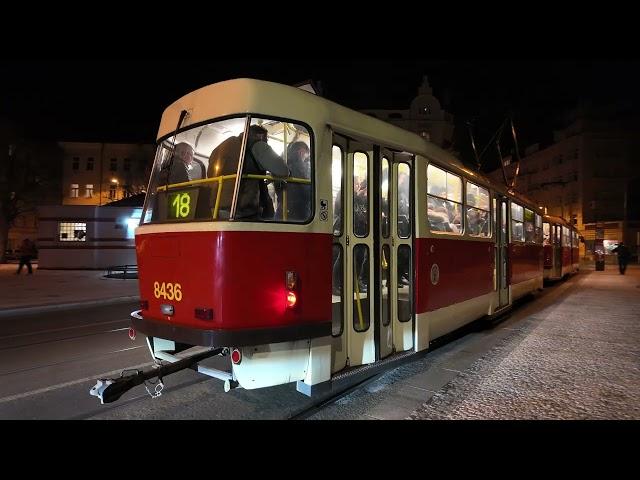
<box><xmin>153</xmin><ymin>281</ymin><xmax>183</xmax><ymax>302</ymax></box>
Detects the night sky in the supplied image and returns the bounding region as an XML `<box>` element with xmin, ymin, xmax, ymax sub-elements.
<box><xmin>2</xmin><ymin>59</ymin><xmax>639</xmax><ymax>171</ymax></box>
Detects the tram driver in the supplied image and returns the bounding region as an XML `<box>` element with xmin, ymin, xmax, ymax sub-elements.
<box><xmin>164</xmin><ymin>142</ymin><xmax>206</xmax><ymax>185</ymax></box>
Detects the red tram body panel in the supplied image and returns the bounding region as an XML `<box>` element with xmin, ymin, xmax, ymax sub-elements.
<box><xmin>135</xmin><ymin>231</ymin><xmax>332</xmax><ymax>346</ymax></box>
<box><xmin>510</xmin><ymin>243</ymin><xmax>544</xmax><ymax>285</ymax></box>
<box><xmin>415</xmin><ymin>238</ymin><xmax>493</xmax><ymax>313</ymax></box>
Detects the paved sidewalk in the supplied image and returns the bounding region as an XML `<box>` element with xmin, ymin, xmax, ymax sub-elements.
<box><xmin>408</xmin><ymin>265</ymin><xmax>640</xmax><ymax>419</ymax></box>
<box><xmin>0</xmin><ymin>263</ymin><xmax>139</xmax><ymax>315</ymax></box>
<box><xmin>309</xmin><ymin>265</ymin><xmax>640</xmax><ymax>420</ymax></box>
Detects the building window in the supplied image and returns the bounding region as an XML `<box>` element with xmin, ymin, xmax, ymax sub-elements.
<box><xmin>109</xmin><ymin>184</ymin><xmax>117</xmax><ymax>200</ymax></box>
<box><xmin>87</xmin><ymin>157</ymin><xmax>94</xmax><ymax>171</ymax></box>
<box><xmin>70</xmin><ymin>184</ymin><xmax>79</xmax><ymax>198</ymax></box>
<box><xmin>59</xmin><ymin>222</ymin><xmax>87</xmax><ymax>242</ymax></box>
<box><xmin>123</xmin><ymin>158</ymin><xmax>131</xmax><ymax>172</ymax></box>
<box><xmin>72</xmin><ymin>157</ymin><xmax>79</xmax><ymax>171</ymax></box>
<box><xmin>85</xmin><ymin>184</ymin><xmax>94</xmax><ymax>198</ymax></box>
<box><xmin>110</xmin><ymin>158</ymin><xmax>118</xmax><ymax>172</ymax></box>
<box><xmin>421</xmin><ymin>105</ymin><xmax>431</xmax><ymax>115</ymax></box>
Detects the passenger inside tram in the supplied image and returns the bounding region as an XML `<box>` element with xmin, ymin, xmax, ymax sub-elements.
<box><xmin>428</xmin><ymin>186</ymin><xmax>461</xmax><ymax>232</ymax></box>
<box><xmin>467</xmin><ymin>208</ymin><xmax>489</xmax><ymax>236</ymax></box>
<box><xmin>164</xmin><ymin>142</ymin><xmax>205</xmax><ymax>184</ymax></box>
<box><xmin>275</xmin><ymin>141</ymin><xmax>311</xmax><ymax>221</ymax></box>
<box><xmin>208</xmin><ymin>124</ymin><xmax>289</xmax><ymax>220</ymax></box>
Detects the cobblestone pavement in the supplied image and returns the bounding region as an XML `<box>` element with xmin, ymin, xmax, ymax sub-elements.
<box><xmin>408</xmin><ymin>267</ymin><xmax>640</xmax><ymax>420</ymax></box>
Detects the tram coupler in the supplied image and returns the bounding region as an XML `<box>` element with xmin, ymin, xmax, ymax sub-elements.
<box><xmin>89</xmin><ymin>347</ymin><xmax>224</xmax><ymax>404</ymax></box>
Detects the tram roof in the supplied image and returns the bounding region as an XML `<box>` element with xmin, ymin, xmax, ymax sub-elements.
<box><xmin>157</xmin><ymin>78</ymin><xmax>430</xmax><ymax>148</ymax></box>
<box><xmin>542</xmin><ymin>213</ymin><xmax>575</xmax><ymax>228</ymax></box>
<box><xmin>157</xmin><ymin>78</ymin><xmax>529</xmax><ymax>206</ymax></box>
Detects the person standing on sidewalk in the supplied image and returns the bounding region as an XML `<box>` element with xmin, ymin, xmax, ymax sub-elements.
<box><xmin>16</xmin><ymin>238</ymin><xmax>37</xmax><ymax>275</ymax></box>
<box><xmin>612</xmin><ymin>242</ymin><xmax>631</xmax><ymax>275</ymax></box>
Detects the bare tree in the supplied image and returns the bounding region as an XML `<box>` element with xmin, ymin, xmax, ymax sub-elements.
<box><xmin>0</xmin><ymin>119</ymin><xmax>62</xmax><ymax>262</ymax></box>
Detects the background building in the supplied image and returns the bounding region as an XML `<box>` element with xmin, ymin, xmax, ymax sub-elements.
<box><xmin>360</xmin><ymin>76</ymin><xmax>455</xmax><ymax>149</ymax></box>
<box><xmin>488</xmin><ymin>103</ymin><xmax>640</xmax><ymax>262</ymax></box>
<box><xmin>61</xmin><ymin>142</ymin><xmax>154</xmax><ymax>206</ymax></box>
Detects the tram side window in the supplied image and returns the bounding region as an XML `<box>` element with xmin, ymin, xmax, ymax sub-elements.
<box><xmin>332</xmin><ymin>145</ymin><xmax>343</xmax><ymax>236</ymax></box>
<box><xmin>353</xmin><ymin>152</ymin><xmax>369</xmax><ymax>238</ymax></box>
<box><xmin>524</xmin><ymin>208</ymin><xmax>535</xmax><ymax>243</ymax></box>
<box><xmin>381</xmin><ymin>157</ymin><xmax>390</xmax><ymax>238</ymax></box>
<box><xmin>511</xmin><ymin>202</ymin><xmax>524</xmax><ymax>242</ymax></box>
<box><xmin>465</xmin><ymin>181</ymin><xmax>490</xmax><ymax>237</ymax></box>
<box><xmin>562</xmin><ymin>226</ymin><xmax>570</xmax><ymax>247</ymax></box>
<box><xmin>249</xmin><ymin>118</ymin><xmax>312</xmax><ymax>223</ymax></box>
<box><xmin>427</xmin><ymin>164</ymin><xmax>462</xmax><ymax>234</ymax></box>
<box><xmin>543</xmin><ymin>222</ymin><xmax>551</xmax><ymax>245</ymax></box>
<box><xmin>397</xmin><ymin>163</ymin><xmax>411</xmax><ymax>238</ymax></box>
<box><xmin>535</xmin><ymin>213</ymin><xmax>543</xmax><ymax>244</ymax></box>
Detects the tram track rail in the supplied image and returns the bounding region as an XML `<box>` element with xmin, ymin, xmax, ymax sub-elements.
<box><xmin>0</xmin><ymin>322</ymin><xmax>130</xmax><ymax>352</ymax></box>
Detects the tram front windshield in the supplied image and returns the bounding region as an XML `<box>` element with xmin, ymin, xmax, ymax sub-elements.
<box><xmin>141</xmin><ymin>116</ymin><xmax>313</xmax><ymax>225</ymax></box>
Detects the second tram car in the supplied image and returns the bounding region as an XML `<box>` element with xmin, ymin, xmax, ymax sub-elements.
<box><xmin>91</xmin><ymin>78</ymin><xmax>582</xmax><ymax>402</ymax></box>
<box><xmin>542</xmin><ymin>215</ymin><xmax>580</xmax><ymax>281</ymax></box>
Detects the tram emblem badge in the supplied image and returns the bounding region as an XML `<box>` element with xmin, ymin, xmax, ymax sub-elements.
<box><xmin>430</xmin><ymin>263</ymin><xmax>440</xmax><ymax>285</ymax></box>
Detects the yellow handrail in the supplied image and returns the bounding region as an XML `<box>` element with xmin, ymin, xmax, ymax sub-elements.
<box><xmin>156</xmin><ymin>174</ymin><xmax>237</xmax><ymax>192</ymax></box>
<box><xmin>354</xmin><ymin>276</ymin><xmax>365</xmax><ymax>331</ymax></box>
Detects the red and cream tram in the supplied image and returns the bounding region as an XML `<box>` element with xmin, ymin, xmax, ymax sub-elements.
<box><xmin>91</xmin><ymin>78</ymin><xmax>580</xmax><ymax>402</ymax></box>
<box><xmin>542</xmin><ymin>215</ymin><xmax>580</xmax><ymax>281</ymax></box>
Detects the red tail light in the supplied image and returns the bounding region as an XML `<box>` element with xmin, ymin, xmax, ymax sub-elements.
<box><xmin>286</xmin><ymin>291</ymin><xmax>297</xmax><ymax>308</ymax></box>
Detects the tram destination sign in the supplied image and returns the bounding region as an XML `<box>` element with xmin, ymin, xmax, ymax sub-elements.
<box><xmin>167</xmin><ymin>188</ymin><xmax>199</xmax><ymax>221</ymax></box>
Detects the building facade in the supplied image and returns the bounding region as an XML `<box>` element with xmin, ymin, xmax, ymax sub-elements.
<box><xmin>360</xmin><ymin>76</ymin><xmax>455</xmax><ymax>149</ymax></box>
<box><xmin>61</xmin><ymin>142</ymin><xmax>154</xmax><ymax>206</ymax></box>
<box><xmin>488</xmin><ymin>104</ymin><xmax>640</xmax><ymax>262</ymax></box>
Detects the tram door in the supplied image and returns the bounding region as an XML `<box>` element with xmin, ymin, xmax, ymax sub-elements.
<box><xmin>331</xmin><ymin>135</ymin><xmax>375</xmax><ymax>369</ymax></box>
<box><xmin>553</xmin><ymin>225</ymin><xmax>562</xmax><ymax>278</ymax></box>
<box><xmin>495</xmin><ymin>195</ymin><xmax>510</xmax><ymax>308</ymax></box>
<box><xmin>377</xmin><ymin>150</ymin><xmax>393</xmax><ymax>359</ymax></box>
<box><xmin>391</xmin><ymin>157</ymin><xmax>414</xmax><ymax>352</ymax></box>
